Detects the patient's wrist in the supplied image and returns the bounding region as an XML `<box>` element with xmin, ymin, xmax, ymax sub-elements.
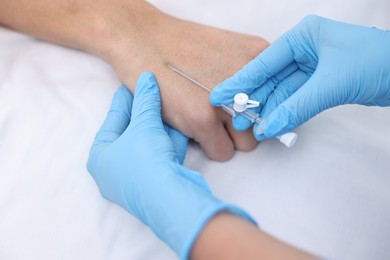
<box><xmin>81</xmin><ymin>0</ymin><xmax>165</xmax><ymax>60</ymax></box>
<box><xmin>87</xmin><ymin>1</ymin><xmax>183</xmax><ymax>89</ymax></box>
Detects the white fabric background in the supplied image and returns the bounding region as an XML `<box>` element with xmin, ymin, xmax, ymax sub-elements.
<box><xmin>0</xmin><ymin>0</ymin><xmax>389</xmax><ymax>259</ymax></box>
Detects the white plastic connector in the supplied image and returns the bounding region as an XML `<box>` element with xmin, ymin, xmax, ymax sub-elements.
<box><xmin>277</xmin><ymin>132</ymin><xmax>298</xmax><ymax>148</ymax></box>
<box><xmin>257</xmin><ymin>124</ymin><xmax>298</xmax><ymax>148</ymax></box>
<box><xmin>233</xmin><ymin>93</ymin><xmax>259</xmax><ymax>112</ymax></box>
<box><xmin>233</xmin><ymin>92</ymin><xmax>297</xmax><ymax>148</ymax></box>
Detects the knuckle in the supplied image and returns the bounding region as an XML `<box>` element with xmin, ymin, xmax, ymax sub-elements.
<box><xmin>196</xmin><ymin>109</ymin><xmax>220</xmax><ymax>131</ymax></box>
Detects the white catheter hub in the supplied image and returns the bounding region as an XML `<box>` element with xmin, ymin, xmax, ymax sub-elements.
<box><xmin>233</xmin><ymin>93</ymin><xmax>260</xmax><ymax>112</ymax></box>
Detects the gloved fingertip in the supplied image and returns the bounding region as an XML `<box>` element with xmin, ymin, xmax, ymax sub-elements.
<box><xmin>112</xmin><ymin>84</ymin><xmax>131</xmax><ymax>100</ymax></box>
<box><xmin>210</xmin><ymin>80</ymin><xmax>237</xmax><ymax>106</ymax></box>
<box><xmin>232</xmin><ymin>115</ymin><xmax>252</xmax><ymax>131</ymax></box>
<box><xmin>209</xmin><ymin>86</ymin><xmax>223</xmax><ymax>106</ymax></box>
<box><xmin>129</xmin><ymin>72</ymin><xmax>164</xmax><ymax>126</ymax></box>
<box><xmin>91</xmin><ymin>85</ymin><xmax>134</xmax><ymax>147</ymax></box>
<box><xmin>133</xmin><ymin>72</ymin><xmax>162</xmax><ymax>110</ymax></box>
<box><xmin>262</xmin><ymin>113</ymin><xmax>290</xmax><ymax>138</ymax></box>
<box><xmin>110</xmin><ymin>84</ymin><xmax>134</xmax><ymax>116</ymax></box>
<box><xmin>138</xmin><ymin>71</ymin><xmax>155</xmax><ymax>82</ymax></box>
<box><xmin>117</xmin><ymin>84</ymin><xmax>131</xmax><ymax>95</ymax></box>
<box><xmin>135</xmin><ymin>72</ymin><xmax>160</xmax><ymax>98</ymax></box>
<box><xmin>177</xmin><ymin>153</ymin><xmax>186</xmax><ymax>165</ymax></box>
<box><xmin>255</xmin><ymin>134</ymin><xmax>266</xmax><ymax>142</ymax></box>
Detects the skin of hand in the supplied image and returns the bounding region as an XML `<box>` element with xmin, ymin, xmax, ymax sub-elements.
<box><xmin>0</xmin><ymin>0</ymin><xmax>269</xmax><ymax>160</ymax></box>
<box><xmin>87</xmin><ymin>72</ymin><xmax>256</xmax><ymax>259</ymax></box>
<box><xmin>102</xmin><ymin>2</ymin><xmax>269</xmax><ymax>160</ymax></box>
<box><xmin>210</xmin><ymin>15</ymin><xmax>390</xmax><ymax>140</ymax></box>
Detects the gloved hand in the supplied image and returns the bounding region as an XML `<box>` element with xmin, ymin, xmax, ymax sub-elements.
<box><xmin>87</xmin><ymin>72</ymin><xmax>255</xmax><ymax>259</ymax></box>
<box><xmin>210</xmin><ymin>15</ymin><xmax>390</xmax><ymax>140</ymax></box>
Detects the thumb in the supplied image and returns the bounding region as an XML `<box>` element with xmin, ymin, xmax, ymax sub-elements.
<box><xmin>262</xmin><ymin>72</ymin><xmax>342</xmax><ymax>137</ymax></box>
<box><xmin>129</xmin><ymin>72</ymin><xmax>164</xmax><ymax>130</ymax></box>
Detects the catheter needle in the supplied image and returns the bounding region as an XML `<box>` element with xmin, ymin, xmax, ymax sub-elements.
<box><xmin>168</xmin><ymin>65</ymin><xmax>212</xmax><ymax>93</ymax></box>
<box><xmin>168</xmin><ymin>64</ymin><xmax>237</xmax><ymax>116</ymax></box>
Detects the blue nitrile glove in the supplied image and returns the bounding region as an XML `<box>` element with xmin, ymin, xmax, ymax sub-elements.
<box><xmin>87</xmin><ymin>72</ymin><xmax>256</xmax><ymax>259</ymax></box>
<box><xmin>210</xmin><ymin>15</ymin><xmax>390</xmax><ymax>140</ymax></box>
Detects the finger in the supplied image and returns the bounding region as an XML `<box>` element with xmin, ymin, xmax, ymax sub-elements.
<box><xmin>210</xmin><ymin>38</ymin><xmax>296</xmax><ymax>106</ymax></box>
<box><xmin>92</xmin><ymin>85</ymin><xmax>133</xmax><ymax>146</ymax></box>
<box><xmin>225</xmin><ymin>122</ymin><xmax>258</xmax><ymax>152</ymax></box>
<box><xmin>262</xmin><ymin>69</ymin><xmax>343</xmax><ymax>138</ymax></box>
<box><xmin>195</xmin><ymin>120</ymin><xmax>235</xmax><ymax>161</ymax></box>
<box><xmin>260</xmin><ymin>70</ymin><xmax>309</xmax><ymax>118</ymax></box>
<box><xmin>127</xmin><ymin>72</ymin><xmax>164</xmax><ymax>132</ymax></box>
<box><xmin>232</xmin><ymin>113</ymin><xmax>254</xmax><ymax>131</ymax></box>
<box><xmin>250</xmin><ymin>62</ymin><xmax>299</xmax><ymax>105</ymax></box>
<box><xmin>253</xmin><ymin>70</ymin><xmax>308</xmax><ymax>140</ymax></box>
<box><xmin>164</xmin><ymin>124</ymin><xmax>189</xmax><ymax>165</ymax></box>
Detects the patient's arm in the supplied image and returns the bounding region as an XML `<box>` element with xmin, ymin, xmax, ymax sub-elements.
<box><xmin>191</xmin><ymin>213</ymin><xmax>315</xmax><ymax>260</ymax></box>
<box><xmin>0</xmin><ymin>0</ymin><xmax>268</xmax><ymax>160</ymax></box>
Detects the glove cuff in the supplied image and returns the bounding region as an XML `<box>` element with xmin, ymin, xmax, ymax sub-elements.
<box><xmin>179</xmin><ymin>202</ymin><xmax>257</xmax><ymax>260</ymax></box>
<box><xmin>140</xmin><ymin>164</ymin><xmax>257</xmax><ymax>259</ymax></box>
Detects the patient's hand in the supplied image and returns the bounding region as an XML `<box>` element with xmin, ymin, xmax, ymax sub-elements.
<box><xmin>0</xmin><ymin>0</ymin><xmax>268</xmax><ymax>160</ymax></box>
<box><xmin>97</xmin><ymin>2</ymin><xmax>269</xmax><ymax>160</ymax></box>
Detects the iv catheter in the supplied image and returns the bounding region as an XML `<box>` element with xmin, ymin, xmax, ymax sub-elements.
<box><xmin>168</xmin><ymin>65</ymin><xmax>297</xmax><ymax>147</ymax></box>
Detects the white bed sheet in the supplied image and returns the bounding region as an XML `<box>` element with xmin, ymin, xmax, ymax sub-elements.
<box><xmin>0</xmin><ymin>0</ymin><xmax>389</xmax><ymax>259</ymax></box>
